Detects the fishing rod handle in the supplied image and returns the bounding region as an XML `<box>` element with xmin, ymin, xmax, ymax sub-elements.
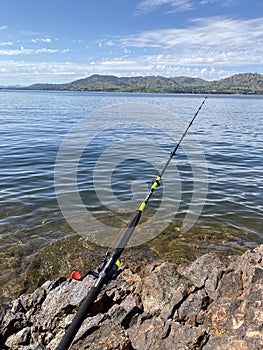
<box><xmin>56</xmin><ymin>285</ymin><xmax>99</xmax><ymax>350</ymax></box>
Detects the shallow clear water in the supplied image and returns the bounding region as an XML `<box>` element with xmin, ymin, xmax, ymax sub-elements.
<box><xmin>0</xmin><ymin>90</ymin><xmax>262</xmax><ymax>296</ymax></box>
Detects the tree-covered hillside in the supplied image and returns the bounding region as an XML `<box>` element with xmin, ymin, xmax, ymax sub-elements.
<box><xmin>25</xmin><ymin>73</ymin><xmax>263</xmax><ymax>95</ymax></box>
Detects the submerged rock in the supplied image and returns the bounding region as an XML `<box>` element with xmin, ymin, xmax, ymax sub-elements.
<box><xmin>1</xmin><ymin>245</ymin><xmax>263</xmax><ymax>349</ymax></box>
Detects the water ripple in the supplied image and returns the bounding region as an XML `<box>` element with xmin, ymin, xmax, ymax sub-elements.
<box><xmin>0</xmin><ymin>91</ymin><xmax>262</xmax><ymax>300</ymax></box>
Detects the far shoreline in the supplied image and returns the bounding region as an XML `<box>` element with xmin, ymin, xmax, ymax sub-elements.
<box><xmin>1</xmin><ymin>72</ymin><xmax>263</xmax><ymax>95</ymax></box>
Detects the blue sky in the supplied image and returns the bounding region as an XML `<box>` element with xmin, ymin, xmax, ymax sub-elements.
<box><xmin>0</xmin><ymin>0</ymin><xmax>262</xmax><ymax>85</ymax></box>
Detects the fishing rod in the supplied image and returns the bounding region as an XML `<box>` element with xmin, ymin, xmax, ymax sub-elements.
<box><xmin>56</xmin><ymin>97</ymin><xmax>207</xmax><ymax>350</ymax></box>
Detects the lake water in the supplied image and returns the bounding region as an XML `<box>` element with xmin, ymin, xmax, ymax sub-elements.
<box><xmin>0</xmin><ymin>90</ymin><xmax>263</xmax><ymax>299</ymax></box>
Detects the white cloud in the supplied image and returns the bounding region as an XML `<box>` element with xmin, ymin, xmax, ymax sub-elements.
<box><xmin>31</xmin><ymin>38</ymin><xmax>52</xmax><ymax>43</ymax></box>
<box><xmin>0</xmin><ymin>61</ymin><xmax>84</xmax><ymax>84</ymax></box>
<box><xmin>135</xmin><ymin>0</ymin><xmax>192</xmax><ymax>14</ymax></box>
<box><xmin>0</xmin><ymin>25</ymin><xmax>8</xmax><ymax>30</ymax></box>
<box><xmin>116</xmin><ymin>16</ymin><xmax>263</xmax><ymax>71</ymax></box>
<box><xmin>0</xmin><ymin>48</ymin><xmax>30</xmax><ymax>55</ymax></box>
<box><xmin>5</xmin><ymin>51</ymin><xmax>247</xmax><ymax>84</ymax></box>
<box><xmin>105</xmin><ymin>40</ymin><xmax>114</xmax><ymax>47</ymax></box>
<box><xmin>0</xmin><ymin>41</ymin><xmax>12</xmax><ymax>47</ymax></box>
<box><xmin>35</xmin><ymin>48</ymin><xmax>60</xmax><ymax>54</ymax></box>
<box><xmin>0</xmin><ymin>58</ymin><xmax>235</xmax><ymax>86</ymax></box>
<box><xmin>85</xmin><ymin>56</ymin><xmax>235</xmax><ymax>80</ymax></box>
<box><xmin>120</xmin><ymin>17</ymin><xmax>263</xmax><ymax>50</ymax></box>
<box><xmin>0</xmin><ymin>47</ymin><xmax>68</xmax><ymax>56</ymax></box>
<box><xmin>135</xmin><ymin>0</ymin><xmax>237</xmax><ymax>14</ymax></box>
<box><xmin>200</xmin><ymin>0</ymin><xmax>236</xmax><ymax>6</ymax></box>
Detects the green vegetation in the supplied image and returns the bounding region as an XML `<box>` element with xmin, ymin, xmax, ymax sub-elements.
<box><xmin>25</xmin><ymin>73</ymin><xmax>263</xmax><ymax>94</ymax></box>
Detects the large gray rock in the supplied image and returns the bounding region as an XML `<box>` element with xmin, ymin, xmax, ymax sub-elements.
<box><xmin>1</xmin><ymin>245</ymin><xmax>263</xmax><ymax>349</ymax></box>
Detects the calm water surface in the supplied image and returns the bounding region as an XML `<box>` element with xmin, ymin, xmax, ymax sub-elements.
<box><xmin>0</xmin><ymin>90</ymin><xmax>262</xmax><ymax>298</ymax></box>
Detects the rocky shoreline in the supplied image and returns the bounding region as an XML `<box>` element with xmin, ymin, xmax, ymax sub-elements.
<box><xmin>1</xmin><ymin>244</ymin><xmax>263</xmax><ymax>350</ymax></box>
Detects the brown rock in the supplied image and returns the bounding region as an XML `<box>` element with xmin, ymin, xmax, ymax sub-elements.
<box><xmin>1</xmin><ymin>245</ymin><xmax>263</xmax><ymax>349</ymax></box>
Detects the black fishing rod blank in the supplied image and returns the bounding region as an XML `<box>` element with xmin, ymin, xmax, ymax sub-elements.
<box><xmin>56</xmin><ymin>97</ymin><xmax>207</xmax><ymax>350</ymax></box>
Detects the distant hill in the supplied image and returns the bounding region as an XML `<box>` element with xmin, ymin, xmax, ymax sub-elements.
<box><xmin>25</xmin><ymin>73</ymin><xmax>263</xmax><ymax>95</ymax></box>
